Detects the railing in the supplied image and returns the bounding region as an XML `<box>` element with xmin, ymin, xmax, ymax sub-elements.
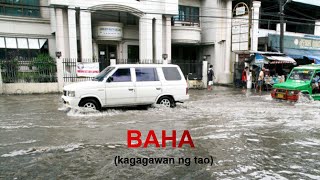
<box><xmin>172</xmin><ymin>20</ymin><xmax>200</xmax><ymax>27</ymax></box>
<box><xmin>172</xmin><ymin>60</ymin><xmax>203</xmax><ymax>80</ymax></box>
<box><xmin>0</xmin><ymin>58</ymin><xmax>57</xmax><ymax>83</ymax></box>
<box><xmin>62</xmin><ymin>58</ymin><xmax>93</xmax><ymax>83</ymax></box>
<box><xmin>233</xmin><ymin>62</ymin><xmax>245</xmax><ymax>87</ymax></box>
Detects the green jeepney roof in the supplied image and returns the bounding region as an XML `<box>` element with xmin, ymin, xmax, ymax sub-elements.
<box><xmin>293</xmin><ymin>64</ymin><xmax>320</xmax><ymax>70</ymax></box>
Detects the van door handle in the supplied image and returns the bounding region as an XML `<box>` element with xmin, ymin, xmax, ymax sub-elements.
<box><xmin>156</xmin><ymin>88</ymin><xmax>161</xmax><ymax>90</ymax></box>
<box><xmin>128</xmin><ymin>88</ymin><xmax>134</xmax><ymax>91</ymax></box>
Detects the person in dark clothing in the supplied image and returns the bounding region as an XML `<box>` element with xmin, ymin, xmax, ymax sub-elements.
<box><xmin>207</xmin><ymin>65</ymin><xmax>214</xmax><ymax>91</ymax></box>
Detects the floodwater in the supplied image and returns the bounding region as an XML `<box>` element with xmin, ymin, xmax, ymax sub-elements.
<box><xmin>0</xmin><ymin>87</ymin><xmax>320</xmax><ymax>179</ymax></box>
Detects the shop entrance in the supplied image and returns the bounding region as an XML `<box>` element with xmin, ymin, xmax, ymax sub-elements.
<box><xmin>98</xmin><ymin>44</ymin><xmax>117</xmax><ymax>71</ymax></box>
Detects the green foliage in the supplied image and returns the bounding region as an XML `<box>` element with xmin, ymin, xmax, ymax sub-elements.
<box><xmin>30</xmin><ymin>54</ymin><xmax>56</xmax><ymax>74</ymax></box>
<box><xmin>0</xmin><ymin>59</ymin><xmax>19</xmax><ymax>83</ymax></box>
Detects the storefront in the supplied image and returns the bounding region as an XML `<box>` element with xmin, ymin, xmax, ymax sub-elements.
<box><xmin>248</xmin><ymin>52</ymin><xmax>296</xmax><ymax>88</ymax></box>
<box><xmin>268</xmin><ymin>34</ymin><xmax>320</xmax><ymax>65</ymax></box>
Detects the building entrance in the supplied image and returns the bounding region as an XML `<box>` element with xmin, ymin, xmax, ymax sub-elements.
<box><xmin>98</xmin><ymin>44</ymin><xmax>117</xmax><ymax>71</ymax></box>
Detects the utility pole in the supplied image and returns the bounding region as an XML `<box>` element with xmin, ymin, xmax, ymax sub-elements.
<box><xmin>279</xmin><ymin>0</ymin><xmax>284</xmax><ymax>53</ymax></box>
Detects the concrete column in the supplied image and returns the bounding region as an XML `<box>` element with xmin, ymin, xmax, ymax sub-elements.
<box><xmin>92</xmin><ymin>41</ymin><xmax>98</xmax><ymax>61</ymax></box>
<box><xmin>202</xmin><ymin>61</ymin><xmax>208</xmax><ymax>88</ymax></box>
<box><xmin>276</xmin><ymin>23</ymin><xmax>286</xmax><ymax>32</ymax></box>
<box><xmin>214</xmin><ymin>43</ymin><xmax>221</xmax><ymax>83</ymax></box>
<box><xmin>139</xmin><ymin>15</ymin><xmax>153</xmax><ymax>62</ymax></box>
<box><xmin>155</xmin><ymin>16</ymin><xmax>163</xmax><ymax>63</ymax></box>
<box><xmin>0</xmin><ymin>67</ymin><xmax>3</xmax><ymax>94</ymax></box>
<box><xmin>235</xmin><ymin>53</ymin><xmax>239</xmax><ymax>63</ymax></box>
<box><xmin>80</xmin><ymin>10</ymin><xmax>93</xmax><ymax>61</ymax></box>
<box><xmin>55</xmin><ymin>8</ymin><xmax>66</xmax><ymax>92</ymax></box>
<box><xmin>223</xmin><ymin>0</ymin><xmax>232</xmax><ymax>83</ymax></box>
<box><xmin>50</xmin><ymin>8</ymin><xmax>56</xmax><ymax>33</ymax></box>
<box><xmin>251</xmin><ymin>1</ymin><xmax>261</xmax><ymax>52</ymax></box>
<box><xmin>164</xmin><ymin>16</ymin><xmax>172</xmax><ymax>63</ymax></box>
<box><xmin>63</xmin><ymin>10</ymin><xmax>70</xmax><ymax>59</ymax></box>
<box><xmin>68</xmin><ymin>6</ymin><xmax>77</xmax><ymax>60</ymax></box>
<box><xmin>315</xmin><ymin>21</ymin><xmax>320</xmax><ymax>36</ymax></box>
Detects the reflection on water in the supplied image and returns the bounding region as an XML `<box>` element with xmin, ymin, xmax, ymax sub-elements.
<box><xmin>0</xmin><ymin>87</ymin><xmax>320</xmax><ymax>179</ymax></box>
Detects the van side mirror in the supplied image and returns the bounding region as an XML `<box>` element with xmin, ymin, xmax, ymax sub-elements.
<box><xmin>107</xmin><ymin>76</ymin><xmax>113</xmax><ymax>83</ymax></box>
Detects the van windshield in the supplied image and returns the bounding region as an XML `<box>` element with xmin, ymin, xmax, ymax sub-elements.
<box><xmin>288</xmin><ymin>69</ymin><xmax>313</xmax><ymax>81</ymax></box>
<box><xmin>93</xmin><ymin>67</ymin><xmax>115</xmax><ymax>81</ymax></box>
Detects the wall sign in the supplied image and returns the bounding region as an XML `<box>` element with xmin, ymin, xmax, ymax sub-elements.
<box><xmin>269</xmin><ymin>34</ymin><xmax>320</xmax><ymax>50</ymax></box>
<box><xmin>232</xmin><ymin>2</ymin><xmax>250</xmax><ymax>51</ymax></box>
<box><xmin>76</xmin><ymin>62</ymin><xmax>100</xmax><ymax>77</ymax></box>
<box><xmin>94</xmin><ymin>25</ymin><xmax>123</xmax><ymax>40</ymax></box>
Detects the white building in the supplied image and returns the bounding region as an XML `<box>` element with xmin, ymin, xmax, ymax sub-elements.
<box><xmin>0</xmin><ymin>0</ymin><xmax>234</xmax><ymax>84</ymax></box>
<box><xmin>0</xmin><ymin>1</ymin><xmax>54</xmax><ymax>59</ymax></box>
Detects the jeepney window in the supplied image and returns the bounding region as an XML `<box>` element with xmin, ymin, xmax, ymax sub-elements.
<box><xmin>288</xmin><ymin>70</ymin><xmax>313</xmax><ymax>81</ymax></box>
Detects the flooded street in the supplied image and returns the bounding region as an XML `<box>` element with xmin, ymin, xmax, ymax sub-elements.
<box><xmin>0</xmin><ymin>86</ymin><xmax>320</xmax><ymax>179</ymax></box>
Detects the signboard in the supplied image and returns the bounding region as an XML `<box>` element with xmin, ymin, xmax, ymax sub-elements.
<box><xmin>98</xmin><ymin>26</ymin><xmax>122</xmax><ymax>37</ymax></box>
<box><xmin>235</xmin><ymin>6</ymin><xmax>246</xmax><ymax>16</ymax></box>
<box><xmin>232</xmin><ymin>3</ymin><xmax>250</xmax><ymax>51</ymax></box>
<box><xmin>255</xmin><ymin>53</ymin><xmax>264</xmax><ymax>64</ymax></box>
<box><xmin>94</xmin><ymin>25</ymin><xmax>123</xmax><ymax>40</ymax></box>
<box><xmin>76</xmin><ymin>62</ymin><xmax>100</xmax><ymax>77</ymax></box>
<box><xmin>269</xmin><ymin>34</ymin><xmax>320</xmax><ymax>50</ymax></box>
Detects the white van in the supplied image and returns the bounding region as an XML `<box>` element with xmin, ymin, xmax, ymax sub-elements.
<box><xmin>62</xmin><ymin>64</ymin><xmax>189</xmax><ymax>110</ymax></box>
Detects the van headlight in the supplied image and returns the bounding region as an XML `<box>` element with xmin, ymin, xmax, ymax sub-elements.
<box><xmin>67</xmin><ymin>91</ymin><xmax>75</xmax><ymax>97</ymax></box>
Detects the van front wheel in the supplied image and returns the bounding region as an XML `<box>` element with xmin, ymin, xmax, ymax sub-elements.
<box><xmin>157</xmin><ymin>96</ymin><xmax>175</xmax><ymax>108</ymax></box>
<box><xmin>79</xmin><ymin>99</ymin><xmax>101</xmax><ymax>110</ymax></box>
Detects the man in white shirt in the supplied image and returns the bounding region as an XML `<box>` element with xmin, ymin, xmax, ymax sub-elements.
<box><xmin>257</xmin><ymin>67</ymin><xmax>265</xmax><ymax>94</ymax></box>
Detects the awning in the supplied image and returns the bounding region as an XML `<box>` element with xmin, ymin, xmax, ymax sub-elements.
<box><xmin>264</xmin><ymin>55</ymin><xmax>296</xmax><ymax>64</ymax></box>
<box><xmin>250</xmin><ymin>53</ymin><xmax>296</xmax><ymax>65</ymax></box>
<box><xmin>0</xmin><ymin>37</ymin><xmax>47</xmax><ymax>49</ymax></box>
<box><xmin>304</xmin><ymin>55</ymin><xmax>320</xmax><ymax>64</ymax></box>
<box><xmin>276</xmin><ymin>48</ymin><xmax>320</xmax><ymax>63</ymax></box>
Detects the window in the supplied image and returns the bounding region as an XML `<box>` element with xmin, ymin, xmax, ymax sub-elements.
<box><xmin>288</xmin><ymin>70</ymin><xmax>313</xmax><ymax>81</ymax></box>
<box><xmin>135</xmin><ymin>68</ymin><xmax>159</xmax><ymax>81</ymax></box>
<box><xmin>0</xmin><ymin>37</ymin><xmax>48</xmax><ymax>59</ymax></box>
<box><xmin>128</xmin><ymin>45</ymin><xmax>139</xmax><ymax>63</ymax></box>
<box><xmin>174</xmin><ymin>5</ymin><xmax>199</xmax><ymax>23</ymax></box>
<box><xmin>112</xmin><ymin>68</ymin><xmax>131</xmax><ymax>82</ymax></box>
<box><xmin>0</xmin><ymin>0</ymin><xmax>40</xmax><ymax>17</ymax></box>
<box><xmin>94</xmin><ymin>67</ymin><xmax>115</xmax><ymax>81</ymax></box>
<box><xmin>162</xmin><ymin>67</ymin><xmax>182</xmax><ymax>81</ymax></box>
<box><xmin>127</xmin><ymin>13</ymin><xmax>138</xmax><ymax>25</ymax></box>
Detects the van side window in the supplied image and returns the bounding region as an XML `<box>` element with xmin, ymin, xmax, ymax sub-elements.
<box><xmin>135</xmin><ymin>68</ymin><xmax>159</xmax><ymax>81</ymax></box>
<box><xmin>162</xmin><ymin>67</ymin><xmax>181</xmax><ymax>80</ymax></box>
<box><xmin>112</xmin><ymin>68</ymin><xmax>131</xmax><ymax>82</ymax></box>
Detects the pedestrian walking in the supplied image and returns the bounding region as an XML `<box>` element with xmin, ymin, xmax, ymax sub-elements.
<box><xmin>207</xmin><ymin>65</ymin><xmax>214</xmax><ymax>91</ymax></box>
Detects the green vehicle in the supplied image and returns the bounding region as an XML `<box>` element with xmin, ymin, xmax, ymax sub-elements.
<box><xmin>271</xmin><ymin>64</ymin><xmax>320</xmax><ymax>101</ymax></box>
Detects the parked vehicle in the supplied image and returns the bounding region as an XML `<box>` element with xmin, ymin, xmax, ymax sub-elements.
<box><xmin>62</xmin><ymin>64</ymin><xmax>189</xmax><ymax>110</ymax></box>
<box><xmin>271</xmin><ymin>64</ymin><xmax>320</xmax><ymax>101</ymax></box>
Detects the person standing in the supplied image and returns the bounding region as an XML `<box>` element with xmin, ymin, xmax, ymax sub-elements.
<box><xmin>241</xmin><ymin>67</ymin><xmax>248</xmax><ymax>88</ymax></box>
<box><xmin>257</xmin><ymin>67</ymin><xmax>265</xmax><ymax>94</ymax></box>
<box><xmin>207</xmin><ymin>65</ymin><xmax>214</xmax><ymax>91</ymax></box>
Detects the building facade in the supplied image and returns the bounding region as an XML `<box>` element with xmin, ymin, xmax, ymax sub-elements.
<box><xmin>0</xmin><ymin>0</ymin><xmax>234</xmax><ymax>84</ymax></box>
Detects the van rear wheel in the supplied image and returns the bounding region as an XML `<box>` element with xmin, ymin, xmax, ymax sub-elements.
<box><xmin>157</xmin><ymin>96</ymin><xmax>175</xmax><ymax>108</ymax></box>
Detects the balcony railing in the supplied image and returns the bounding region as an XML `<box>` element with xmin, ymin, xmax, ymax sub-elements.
<box><xmin>172</xmin><ymin>20</ymin><xmax>200</xmax><ymax>27</ymax></box>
